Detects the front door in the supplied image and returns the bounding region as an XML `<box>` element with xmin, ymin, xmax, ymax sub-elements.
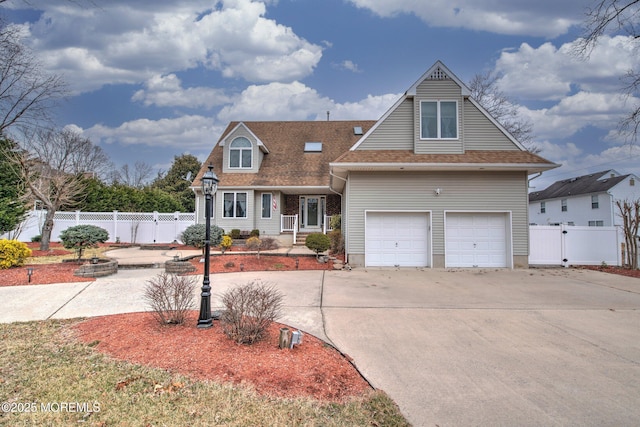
<box><xmin>300</xmin><ymin>196</ymin><xmax>324</xmax><ymax>230</ymax></box>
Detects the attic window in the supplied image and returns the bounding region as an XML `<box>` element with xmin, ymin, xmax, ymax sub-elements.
<box><xmin>304</xmin><ymin>142</ymin><xmax>322</xmax><ymax>152</ymax></box>
<box><xmin>353</xmin><ymin>126</ymin><xmax>363</xmax><ymax>135</ymax></box>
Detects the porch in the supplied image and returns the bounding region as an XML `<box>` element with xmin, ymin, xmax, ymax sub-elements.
<box><xmin>280</xmin><ymin>214</ymin><xmax>335</xmax><ymax>245</ymax></box>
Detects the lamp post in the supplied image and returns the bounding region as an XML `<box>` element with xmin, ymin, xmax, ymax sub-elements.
<box><xmin>197</xmin><ymin>164</ymin><xmax>219</xmax><ymax>328</ymax></box>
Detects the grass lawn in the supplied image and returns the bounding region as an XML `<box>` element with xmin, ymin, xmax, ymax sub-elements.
<box><xmin>0</xmin><ymin>319</ymin><xmax>409</xmax><ymax>426</ymax></box>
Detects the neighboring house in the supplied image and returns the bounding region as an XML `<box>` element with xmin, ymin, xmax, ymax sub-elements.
<box><xmin>193</xmin><ymin>61</ymin><xmax>557</xmax><ymax>268</ymax></box>
<box><xmin>529</xmin><ymin>170</ymin><xmax>640</xmax><ymax>227</ymax></box>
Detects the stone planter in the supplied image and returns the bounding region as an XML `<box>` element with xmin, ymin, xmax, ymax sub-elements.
<box><xmin>165</xmin><ymin>259</ymin><xmax>196</xmax><ymax>274</ymax></box>
<box><xmin>74</xmin><ymin>258</ymin><xmax>118</xmax><ymax>278</ymax></box>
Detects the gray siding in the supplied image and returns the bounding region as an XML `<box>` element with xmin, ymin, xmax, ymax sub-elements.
<box><xmin>463</xmin><ymin>100</ymin><xmax>520</xmax><ymax>151</ymax></box>
<box><xmin>255</xmin><ymin>191</ymin><xmax>282</xmax><ymax>236</ymax></box>
<box><xmin>346</xmin><ymin>171</ymin><xmax>529</xmax><ymax>259</ymax></box>
<box><xmin>357</xmin><ymin>99</ymin><xmax>414</xmax><ymax>150</ymax></box>
<box><xmin>414</xmin><ymin>80</ymin><xmax>464</xmax><ymax>154</ymax></box>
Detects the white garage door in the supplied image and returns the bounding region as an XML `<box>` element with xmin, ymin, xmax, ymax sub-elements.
<box><xmin>446</xmin><ymin>213</ymin><xmax>508</xmax><ymax>268</ymax></box>
<box><xmin>366</xmin><ymin>212</ymin><xmax>429</xmax><ymax>267</ymax></box>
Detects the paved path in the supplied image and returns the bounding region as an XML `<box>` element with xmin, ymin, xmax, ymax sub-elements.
<box><xmin>1</xmin><ymin>262</ymin><xmax>639</xmax><ymax>426</ymax></box>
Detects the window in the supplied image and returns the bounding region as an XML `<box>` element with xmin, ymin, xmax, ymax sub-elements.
<box><xmin>591</xmin><ymin>195</ymin><xmax>599</xmax><ymax>209</ymax></box>
<box><xmin>561</xmin><ymin>199</ymin><xmax>567</xmax><ymax>212</ymax></box>
<box><xmin>588</xmin><ymin>220</ymin><xmax>604</xmax><ymax>227</ymax></box>
<box><xmin>421</xmin><ymin>100</ymin><xmax>458</xmax><ymax>139</ymax></box>
<box><xmin>229</xmin><ymin>137</ymin><xmax>252</xmax><ymax>169</ymax></box>
<box><xmin>631</xmin><ymin>178</ymin><xmax>635</xmax><ymax>186</ymax></box>
<box><xmin>540</xmin><ymin>201</ymin><xmax>546</xmax><ymax>214</ymax></box>
<box><xmin>261</xmin><ymin>193</ymin><xmax>272</xmax><ymax>219</ymax></box>
<box><xmin>223</xmin><ymin>192</ymin><xmax>247</xmax><ymax>218</ymax></box>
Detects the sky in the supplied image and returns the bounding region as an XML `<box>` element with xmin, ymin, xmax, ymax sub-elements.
<box><xmin>2</xmin><ymin>0</ymin><xmax>640</xmax><ymax>191</ymax></box>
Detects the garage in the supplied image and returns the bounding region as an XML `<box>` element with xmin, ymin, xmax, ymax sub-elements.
<box><xmin>365</xmin><ymin>212</ymin><xmax>430</xmax><ymax>267</ymax></box>
<box><xmin>445</xmin><ymin>212</ymin><xmax>510</xmax><ymax>268</ymax></box>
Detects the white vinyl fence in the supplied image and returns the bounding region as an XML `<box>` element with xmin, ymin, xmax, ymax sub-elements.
<box><xmin>529</xmin><ymin>224</ymin><xmax>621</xmax><ymax>267</ymax></box>
<box><xmin>4</xmin><ymin>209</ymin><xmax>196</xmax><ymax>244</ymax></box>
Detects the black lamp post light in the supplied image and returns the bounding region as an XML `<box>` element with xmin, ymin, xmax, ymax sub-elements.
<box><xmin>197</xmin><ymin>164</ymin><xmax>219</xmax><ymax>329</ymax></box>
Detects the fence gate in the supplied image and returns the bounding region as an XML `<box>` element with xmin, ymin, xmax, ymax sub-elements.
<box><xmin>529</xmin><ymin>224</ymin><xmax>620</xmax><ymax>267</ymax></box>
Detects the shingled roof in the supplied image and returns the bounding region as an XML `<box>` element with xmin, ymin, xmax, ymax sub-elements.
<box><xmin>529</xmin><ymin>170</ymin><xmax>630</xmax><ymax>201</ymax></box>
<box><xmin>194</xmin><ymin>121</ymin><xmax>376</xmax><ymax>189</ymax></box>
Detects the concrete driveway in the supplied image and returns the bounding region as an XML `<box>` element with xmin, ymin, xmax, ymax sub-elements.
<box><xmin>321</xmin><ymin>268</ymin><xmax>640</xmax><ymax>426</ymax></box>
<box><xmin>1</xmin><ymin>266</ymin><xmax>639</xmax><ymax>426</ymax></box>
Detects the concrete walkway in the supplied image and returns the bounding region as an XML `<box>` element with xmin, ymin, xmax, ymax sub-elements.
<box><xmin>1</xmin><ymin>255</ymin><xmax>639</xmax><ymax>426</ymax></box>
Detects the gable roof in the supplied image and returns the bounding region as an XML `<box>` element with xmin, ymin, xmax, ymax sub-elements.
<box><xmin>529</xmin><ymin>170</ymin><xmax>631</xmax><ymax>201</ymax></box>
<box><xmin>193</xmin><ymin>120</ymin><xmax>376</xmax><ymax>190</ymax></box>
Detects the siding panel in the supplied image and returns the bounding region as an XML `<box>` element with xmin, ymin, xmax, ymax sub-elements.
<box><xmin>463</xmin><ymin>100</ymin><xmax>520</xmax><ymax>151</ymax></box>
<box><xmin>346</xmin><ymin>172</ymin><xmax>528</xmax><ymax>260</ymax></box>
<box><xmin>357</xmin><ymin>99</ymin><xmax>414</xmax><ymax>150</ymax></box>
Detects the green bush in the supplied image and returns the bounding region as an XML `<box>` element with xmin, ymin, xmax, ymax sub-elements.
<box><xmin>59</xmin><ymin>225</ymin><xmax>109</xmax><ymax>261</ymax></box>
<box><xmin>230</xmin><ymin>229</ymin><xmax>241</xmax><ymax>239</ymax></box>
<box><xmin>249</xmin><ymin>229</ymin><xmax>260</xmax><ymax>237</ymax></box>
<box><xmin>180</xmin><ymin>223</ymin><xmax>224</xmax><ymax>249</ymax></box>
<box><xmin>0</xmin><ymin>239</ymin><xmax>32</xmax><ymax>269</ymax></box>
<box><xmin>330</xmin><ymin>214</ymin><xmax>341</xmax><ymax>231</ymax></box>
<box><xmin>305</xmin><ymin>233</ymin><xmax>331</xmax><ymax>258</ymax></box>
<box><xmin>31</xmin><ymin>234</ymin><xmax>42</xmax><ymax>243</ymax></box>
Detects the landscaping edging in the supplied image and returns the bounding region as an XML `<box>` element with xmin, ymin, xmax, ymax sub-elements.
<box><xmin>165</xmin><ymin>259</ymin><xmax>197</xmax><ymax>274</ymax></box>
<box><xmin>74</xmin><ymin>258</ymin><xmax>118</xmax><ymax>277</ymax></box>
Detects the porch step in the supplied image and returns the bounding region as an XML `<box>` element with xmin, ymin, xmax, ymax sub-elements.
<box><xmin>294</xmin><ymin>232</ymin><xmax>312</xmax><ymax>246</ymax></box>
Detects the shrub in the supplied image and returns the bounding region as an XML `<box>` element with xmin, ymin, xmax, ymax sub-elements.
<box><xmin>305</xmin><ymin>233</ymin><xmax>331</xmax><ymax>258</ymax></box>
<box><xmin>59</xmin><ymin>225</ymin><xmax>109</xmax><ymax>261</ymax></box>
<box><xmin>144</xmin><ymin>272</ymin><xmax>197</xmax><ymax>325</ymax></box>
<box><xmin>220</xmin><ymin>280</ymin><xmax>283</xmax><ymax>344</ymax></box>
<box><xmin>249</xmin><ymin>229</ymin><xmax>260</xmax><ymax>237</ymax></box>
<box><xmin>230</xmin><ymin>229</ymin><xmax>241</xmax><ymax>239</ymax></box>
<box><xmin>31</xmin><ymin>234</ymin><xmax>42</xmax><ymax>243</ymax></box>
<box><xmin>329</xmin><ymin>229</ymin><xmax>344</xmax><ymax>254</ymax></box>
<box><xmin>0</xmin><ymin>239</ymin><xmax>32</xmax><ymax>269</ymax></box>
<box><xmin>260</xmin><ymin>237</ymin><xmax>279</xmax><ymax>250</ymax></box>
<box><xmin>246</xmin><ymin>236</ymin><xmax>262</xmax><ymax>258</ymax></box>
<box><xmin>330</xmin><ymin>214</ymin><xmax>341</xmax><ymax>231</ymax></box>
<box><xmin>180</xmin><ymin>224</ymin><xmax>224</xmax><ymax>250</ymax></box>
<box><xmin>220</xmin><ymin>235</ymin><xmax>233</xmax><ymax>253</ymax></box>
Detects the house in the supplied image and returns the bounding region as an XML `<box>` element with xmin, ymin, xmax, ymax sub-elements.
<box><xmin>529</xmin><ymin>170</ymin><xmax>640</xmax><ymax>227</ymax></box>
<box><xmin>193</xmin><ymin>61</ymin><xmax>558</xmax><ymax>268</ymax></box>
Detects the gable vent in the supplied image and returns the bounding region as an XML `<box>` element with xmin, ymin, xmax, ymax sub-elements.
<box><xmin>427</xmin><ymin>66</ymin><xmax>450</xmax><ymax>80</ymax></box>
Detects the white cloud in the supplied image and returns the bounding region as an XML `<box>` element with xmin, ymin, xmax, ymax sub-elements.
<box><xmin>217</xmin><ymin>81</ymin><xmax>399</xmax><ymax>122</ymax></box>
<box><xmin>17</xmin><ymin>0</ymin><xmax>323</xmax><ymax>93</ymax></box>
<box><xmin>332</xmin><ymin>60</ymin><xmax>362</xmax><ymax>73</ymax></box>
<box><xmin>346</xmin><ymin>0</ymin><xmax>585</xmax><ymax>37</ymax></box>
<box><xmin>81</xmin><ymin>115</ymin><xmax>223</xmax><ymax>151</ymax></box>
<box><xmin>495</xmin><ymin>36</ymin><xmax>639</xmax><ymax>101</ymax></box>
<box><xmin>132</xmin><ymin>74</ymin><xmax>232</xmax><ymax>109</ymax></box>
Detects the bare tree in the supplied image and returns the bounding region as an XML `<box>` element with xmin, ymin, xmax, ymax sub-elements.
<box><xmin>616</xmin><ymin>198</ymin><xmax>639</xmax><ymax>269</ymax></box>
<box><xmin>0</xmin><ymin>19</ymin><xmax>67</xmax><ymax>136</ymax></box>
<box><xmin>469</xmin><ymin>70</ymin><xmax>537</xmax><ymax>152</ymax></box>
<box><xmin>109</xmin><ymin>161</ymin><xmax>154</xmax><ymax>188</ymax></box>
<box><xmin>574</xmin><ymin>0</ymin><xmax>640</xmax><ymax>143</ymax></box>
<box><xmin>11</xmin><ymin>128</ymin><xmax>111</xmax><ymax>250</ymax></box>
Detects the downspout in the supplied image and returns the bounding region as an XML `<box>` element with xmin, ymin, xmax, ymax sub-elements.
<box><xmin>528</xmin><ymin>172</ymin><xmax>542</xmax><ymax>188</ymax></box>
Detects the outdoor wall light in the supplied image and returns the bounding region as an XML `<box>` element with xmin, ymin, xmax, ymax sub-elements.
<box><xmin>434</xmin><ymin>188</ymin><xmax>442</xmax><ymax>196</ymax></box>
<box><xmin>27</xmin><ymin>267</ymin><xmax>34</xmax><ymax>283</ymax></box>
<box><xmin>197</xmin><ymin>164</ymin><xmax>220</xmax><ymax>329</ymax></box>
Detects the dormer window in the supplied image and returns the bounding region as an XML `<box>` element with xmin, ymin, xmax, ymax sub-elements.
<box><xmin>229</xmin><ymin>137</ymin><xmax>252</xmax><ymax>169</ymax></box>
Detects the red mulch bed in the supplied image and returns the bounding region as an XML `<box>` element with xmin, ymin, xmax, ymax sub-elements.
<box><xmin>187</xmin><ymin>253</ymin><xmax>333</xmax><ymax>275</ymax></box>
<box><xmin>74</xmin><ymin>311</ymin><xmax>372</xmax><ymax>402</ymax></box>
<box><xmin>576</xmin><ymin>265</ymin><xmax>640</xmax><ymax>279</ymax></box>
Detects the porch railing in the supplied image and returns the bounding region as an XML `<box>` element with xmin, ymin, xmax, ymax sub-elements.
<box><xmin>323</xmin><ymin>215</ymin><xmax>334</xmax><ymax>234</ymax></box>
<box><xmin>281</xmin><ymin>214</ymin><xmax>298</xmax><ymax>244</ymax></box>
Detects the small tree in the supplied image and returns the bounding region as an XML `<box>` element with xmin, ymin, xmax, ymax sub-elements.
<box><xmin>305</xmin><ymin>233</ymin><xmax>331</xmax><ymax>259</ymax></box>
<box><xmin>59</xmin><ymin>224</ymin><xmax>109</xmax><ymax>261</ymax></box>
<box><xmin>246</xmin><ymin>236</ymin><xmax>262</xmax><ymax>258</ymax></box>
<box><xmin>617</xmin><ymin>199</ymin><xmax>639</xmax><ymax>269</ymax></box>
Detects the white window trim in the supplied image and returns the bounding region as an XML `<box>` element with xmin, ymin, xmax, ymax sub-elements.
<box><xmin>420</xmin><ymin>100</ymin><xmax>459</xmax><ymax>140</ymax></box>
<box><xmin>261</xmin><ymin>193</ymin><xmax>272</xmax><ymax>219</ymax></box>
<box><xmin>228</xmin><ymin>137</ymin><xmax>253</xmax><ymax>169</ymax></box>
<box><xmin>223</xmin><ymin>192</ymin><xmax>248</xmax><ymax>218</ymax></box>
